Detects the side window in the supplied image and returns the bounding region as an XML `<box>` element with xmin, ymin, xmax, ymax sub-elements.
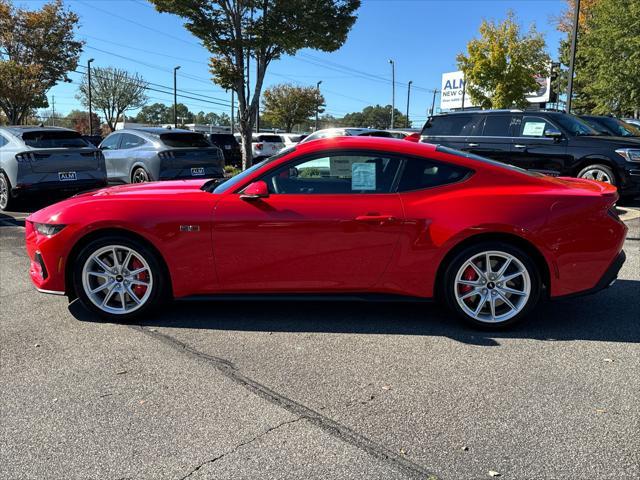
<box><xmin>261</xmin><ymin>153</ymin><xmax>401</xmax><ymax>194</ymax></box>
<box><xmin>0</xmin><ymin>134</ymin><xmax>8</xmax><ymax>148</ymax></box>
<box><xmin>100</xmin><ymin>134</ymin><xmax>121</xmax><ymax>150</ymax></box>
<box><xmin>120</xmin><ymin>133</ymin><xmax>146</xmax><ymax>149</ymax></box>
<box><xmin>480</xmin><ymin>115</ymin><xmax>517</xmax><ymax>137</ymax></box>
<box><xmin>397</xmin><ymin>157</ymin><xmax>471</xmax><ymax>192</ymax></box>
<box><xmin>519</xmin><ymin>116</ymin><xmax>556</xmax><ymax>138</ymax></box>
<box><xmin>424</xmin><ymin>115</ymin><xmax>480</xmax><ymax>136</ymax></box>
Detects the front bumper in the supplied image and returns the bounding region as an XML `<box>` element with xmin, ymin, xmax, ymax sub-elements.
<box><xmin>619</xmin><ymin>165</ymin><xmax>640</xmax><ymax>196</ymax></box>
<box><xmin>25</xmin><ymin>220</ymin><xmax>72</xmax><ymax>294</ymax></box>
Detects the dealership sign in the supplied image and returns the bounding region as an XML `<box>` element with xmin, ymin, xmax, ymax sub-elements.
<box><xmin>440</xmin><ymin>71</ymin><xmax>551</xmax><ymax>111</ymax></box>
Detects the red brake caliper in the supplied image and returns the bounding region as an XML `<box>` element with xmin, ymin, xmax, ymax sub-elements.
<box><xmin>459</xmin><ymin>265</ymin><xmax>477</xmax><ymax>302</ymax></box>
<box><xmin>131</xmin><ymin>258</ymin><xmax>149</xmax><ymax>297</ymax></box>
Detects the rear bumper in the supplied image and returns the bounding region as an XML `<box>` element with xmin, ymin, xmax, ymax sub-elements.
<box><xmin>554</xmin><ymin>250</ymin><xmax>626</xmax><ymax>300</ymax></box>
<box><xmin>14</xmin><ymin>178</ymin><xmax>107</xmax><ymax>196</ymax></box>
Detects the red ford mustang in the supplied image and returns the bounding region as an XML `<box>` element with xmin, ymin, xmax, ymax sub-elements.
<box><xmin>25</xmin><ymin>137</ymin><xmax>627</xmax><ymax>328</ymax></box>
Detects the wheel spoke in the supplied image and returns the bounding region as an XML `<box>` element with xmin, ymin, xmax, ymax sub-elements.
<box><xmin>489</xmin><ymin>295</ymin><xmax>496</xmax><ymax>321</ymax></box>
<box><xmin>122</xmin><ymin>251</ymin><xmax>133</xmax><ymax>271</ymax></box>
<box><xmin>458</xmin><ymin>279</ymin><xmax>482</xmax><ymax>287</ymax></box>
<box><xmin>125</xmin><ymin>285</ymin><xmax>142</xmax><ymax>304</ymax></box>
<box><xmin>93</xmin><ymin>256</ymin><xmax>112</xmax><ymax>273</ymax></box>
<box><xmin>459</xmin><ymin>289</ymin><xmax>480</xmax><ymax>300</ymax></box>
<box><xmin>467</xmin><ymin>261</ymin><xmax>485</xmax><ymax>280</ymax></box>
<box><xmin>101</xmin><ymin>284</ymin><xmax>116</xmax><ymax>306</ymax></box>
<box><xmin>496</xmin><ymin>257</ymin><xmax>512</xmax><ymax>278</ymax></box>
<box><xmin>111</xmin><ymin>248</ymin><xmax>121</xmax><ymax>270</ymax></box>
<box><xmin>499</xmin><ymin>285</ymin><xmax>526</xmax><ymax>296</ymax></box>
<box><xmin>474</xmin><ymin>293</ymin><xmax>487</xmax><ymax>316</ymax></box>
<box><xmin>90</xmin><ymin>281</ymin><xmax>111</xmax><ymax>294</ymax></box>
<box><xmin>485</xmin><ymin>253</ymin><xmax>492</xmax><ymax>275</ymax></box>
<box><xmin>88</xmin><ymin>271</ymin><xmax>110</xmax><ymax>280</ymax></box>
<box><xmin>502</xmin><ymin>271</ymin><xmax>524</xmax><ymax>283</ymax></box>
<box><xmin>118</xmin><ymin>289</ymin><xmax>126</xmax><ymax>310</ymax></box>
<box><xmin>128</xmin><ymin>267</ymin><xmax>147</xmax><ymax>276</ymax></box>
<box><xmin>496</xmin><ymin>290</ymin><xmax>517</xmax><ymax>311</ymax></box>
<box><xmin>129</xmin><ymin>279</ymin><xmax>149</xmax><ymax>287</ymax></box>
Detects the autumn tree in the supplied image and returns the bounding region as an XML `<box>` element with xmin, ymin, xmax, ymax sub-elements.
<box><xmin>148</xmin><ymin>0</ymin><xmax>360</xmax><ymax>169</ymax></box>
<box><xmin>77</xmin><ymin>67</ymin><xmax>148</xmax><ymax>131</ymax></box>
<box><xmin>457</xmin><ymin>12</ymin><xmax>550</xmax><ymax>109</ymax></box>
<box><xmin>261</xmin><ymin>83</ymin><xmax>325</xmax><ymax>132</ymax></box>
<box><xmin>342</xmin><ymin>105</ymin><xmax>408</xmax><ymax>129</ymax></box>
<box><xmin>0</xmin><ymin>0</ymin><xmax>83</xmax><ymax>124</ymax></box>
<box><xmin>66</xmin><ymin>110</ymin><xmax>101</xmax><ymax>135</ymax></box>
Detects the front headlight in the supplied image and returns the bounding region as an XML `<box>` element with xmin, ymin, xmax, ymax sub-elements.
<box><xmin>34</xmin><ymin>223</ymin><xmax>66</xmax><ymax>236</ymax></box>
<box><xmin>615</xmin><ymin>148</ymin><xmax>640</xmax><ymax>163</ymax></box>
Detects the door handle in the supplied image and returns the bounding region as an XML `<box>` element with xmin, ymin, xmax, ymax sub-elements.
<box><xmin>467</xmin><ymin>143</ymin><xmax>479</xmax><ymax>147</ymax></box>
<box><xmin>355</xmin><ymin>215</ymin><xmax>396</xmax><ymax>223</ymax></box>
<box><xmin>514</xmin><ymin>144</ymin><xmax>527</xmax><ymax>149</ymax></box>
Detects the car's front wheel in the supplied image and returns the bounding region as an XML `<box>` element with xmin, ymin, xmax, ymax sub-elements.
<box><xmin>131</xmin><ymin>167</ymin><xmax>150</xmax><ymax>183</ymax></box>
<box><xmin>577</xmin><ymin>164</ymin><xmax>616</xmax><ymax>185</ymax></box>
<box><xmin>73</xmin><ymin>236</ymin><xmax>166</xmax><ymax>321</ymax></box>
<box><xmin>443</xmin><ymin>242</ymin><xmax>542</xmax><ymax>329</ymax></box>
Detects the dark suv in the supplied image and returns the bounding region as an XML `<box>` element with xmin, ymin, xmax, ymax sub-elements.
<box><xmin>421</xmin><ymin>110</ymin><xmax>640</xmax><ymax>198</ymax></box>
<box><xmin>204</xmin><ymin>133</ymin><xmax>241</xmax><ymax>167</ymax></box>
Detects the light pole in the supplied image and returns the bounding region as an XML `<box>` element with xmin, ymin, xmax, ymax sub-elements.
<box><xmin>173</xmin><ymin>66</ymin><xmax>181</xmax><ymax>128</ymax></box>
<box><xmin>87</xmin><ymin>58</ymin><xmax>94</xmax><ymax>135</ymax></box>
<box><xmin>566</xmin><ymin>0</ymin><xmax>581</xmax><ymax>113</ymax></box>
<box><xmin>315</xmin><ymin>80</ymin><xmax>323</xmax><ymax>131</ymax></box>
<box><xmin>406</xmin><ymin>80</ymin><xmax>412</xmax><ymax>128</ymax></box>
<box><xmin>389</xmin><ymin>59</ymin><xmax>395</xmax><ymax>129</ymax></box>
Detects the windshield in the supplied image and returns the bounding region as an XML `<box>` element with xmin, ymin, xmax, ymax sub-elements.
<box><xmin>599</xmin><ymin>117</ymin><xmax>640</xmax><ymax>137</ymax></box>
<box><xmin>210</xmin><ymin>147</ymin><xmax>296</xmax><ymax>194</ymax></box>
<box><xmin>553</xmin><ymin>114</ymin><xmax>600</xmax><ymax>136</ymax></box>
<box><xmin>22</xmin><ymin>130</ymin><xmax>89</xmax><ymax>148</ymax></box>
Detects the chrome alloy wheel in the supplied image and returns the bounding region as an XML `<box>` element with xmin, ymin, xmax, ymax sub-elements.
<box><xmin>579</xmin><ymin>167</ymin><xmax>613</xmax><ymax>184</ymax></box>
<box><xmin>454</xmin><ymin>251</ymin><xmax>531</xmax><ymax>324</ymax></box>
<box><xmin>132</xmin><ymin>168</ymin><xmax>149</xmax><ymax>183</ymax></box>
<box><xmin>0</xmin><ymin>175</ymin><xmax>8</xmax><ymax>210</ymax></box>
<box><xmin>82</xmin><ymin>245</ymin><xmax>154</xmax><ymax>315</ymax></box>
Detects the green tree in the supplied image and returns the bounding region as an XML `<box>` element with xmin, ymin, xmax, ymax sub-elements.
<box><xmin>577</xmin><ymin>0</ymin><xmax>640</xmax><ymax>116</ymax></box>
<box><xmin>136</xmin><ymin>102</ymin><xmax>170</xmax><ymax>124</ymax></box>
<box><xmin>77</xmin><ymin>67</ymin><xmax>148</xmax><ymax>131</ymax></box>
<box><xmin>342</xmin><ymin>104</ymin><xmax>408</xmax><ymax>129</ymax></box>
<box><xmin>148</xmin><ymin>0</ymin><xmax>361</xmax><ymax>169</ymax></box>
<box><xmin>457</xmin><ymin>12</ymin><xmax>550</xmax><ymax>109</ymax></box>
<box><xmin>261</xmin><ymin>83</ymin><xmax>325</xmax><ymax>132</ymax></box>
<box><xmin>0</xmin><ymin>0</ymin><xmax>83</xmax><ymax>124</ymax></box>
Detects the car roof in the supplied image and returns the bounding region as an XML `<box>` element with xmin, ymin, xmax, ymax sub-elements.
<box><xmin>0</xmin><ymin>125</ymin><xmax>77</xmax><ymax>136</ymax></box>
<box><xmin>295</xmin><ymin>135</ymin><xmax>437</xmax><ymax>155</ymax></box>
<box><xmin>117</xmin><ymin>127</ymin><xmax>197</xmax><ymax>136</ymax></box>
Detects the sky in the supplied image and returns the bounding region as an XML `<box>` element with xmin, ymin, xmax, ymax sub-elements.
<box><xmin>20</xmin><ymin>0</ymin><xmax>568</xmax><ymax>125</ymax></box>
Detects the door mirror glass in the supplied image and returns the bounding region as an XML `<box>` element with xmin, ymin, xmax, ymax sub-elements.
<box><xmin>240</xmin><ymin>180</ymin><xmax>269</xmax><ymax>200</ymax></box>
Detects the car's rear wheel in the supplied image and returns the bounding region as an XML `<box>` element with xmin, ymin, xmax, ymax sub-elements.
<box><xmin>73</xmin><ymin>236</ymin><xmax>165</xmax><ymax>321</ymax></box>
<box><xmin>131</xmin><ymin>167</ymin><xmax>150</xmax><ymax>183</ymax></box>
<box><xmin>577</xmin><ymin>164</ymin><xmax>616</xmax><ymax>185</ymax></box>
<box><xmin>443</xmin><ymin>242</ymin><xmax>541</xmax><ymax>329</ymax></box>
<box><xmin>0</xmin><ymin>172</ymin><xmax>16</xmax><ymax>211</ymax></box>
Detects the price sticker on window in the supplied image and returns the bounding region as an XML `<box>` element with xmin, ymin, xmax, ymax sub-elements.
<box><xmin>352</xmin><ymin>163</ymin><xmax>376</xmax><ymax>191</ymax></box>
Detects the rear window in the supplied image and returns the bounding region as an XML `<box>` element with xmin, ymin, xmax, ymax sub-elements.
<box><xmin>422</xmin><ymin>115</ymin><xmax>479</xmax><ymax>136</ymax></box>
<box><xmin>209</xmin><ymin>134</ymin><xmax>238</xmax><ymax>144</ymax></box>
<box><xmin>22</xmin><ymin>130</ymin><xmax>89</xmax><ymax>148</ymax></box>
<box><xmin>256</xmin><ymin>135</ymin><xmax>283</xmax><ymax>143</ymax></box>
<box><xmin>398</xmin><ymin>157</ymin><xmax>471</xmax><ymax>192</ymax></box>
<box><xmin>160</xmin><ymin>133</ymin><xmax>210</xmax><ymax>148</ymax></box>
<box><xmin>358</xmin><ymin>131</ymin><xmax>394</xmax><ymax>138</ymax></box>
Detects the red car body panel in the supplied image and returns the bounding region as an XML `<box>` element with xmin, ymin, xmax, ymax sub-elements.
<box><xmin>25</xmin><ymin>137</ymin><xmax>627</xmax><ymax>301</ymax></box>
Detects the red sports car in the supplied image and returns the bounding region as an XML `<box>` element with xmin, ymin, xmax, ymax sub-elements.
<box><xmin>25</xmin><ymin>137</ymin><xmax>627</xmax><ymax>329</ymax></box>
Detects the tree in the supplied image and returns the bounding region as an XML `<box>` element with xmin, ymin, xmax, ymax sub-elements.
<box><xmin>261</xmin><ymin>83</ymin><xmax>324</xmax><ymax>132</ymax></box>
<box><xmin>66</xmin><ymin>110</ymin><xmax>100</xmax><ymax>135</ymax></box>
<box><xmin>0</xmin><ymin>0</ymin><xmax>83</xmax><ymax>124</ymax></box>
<box><xmin>457</xmin><ymin>12</ymin><xmax>550</xmax><ymax>109</ymax></box>
<box><xmin>342</xmin><ymin>105</ymin><xmax>408</xmax><ymax>129</ymax></box>
<box><xmin>135</xmin><ymin>102</ymin><xmax>170</xmax><ymax>124</ymax></box>
<box><xmin>565</xmin><ymin>0</ymin><xmax>640</xmax><ymax>116</ymax></box>
<box><xmin>77</xmin><ymin>67</ymin><xmax>148</xmax><ymax>131</ymax></box>
<box><xmin>148</xmin><ymin>0</ymin><xmax>361</xmax><ymax>169</ymax></box>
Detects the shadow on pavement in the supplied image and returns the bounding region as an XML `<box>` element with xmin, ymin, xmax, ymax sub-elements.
<box><xmin>70</xmin><ymin>279</ymin><xmax>640</xmax><ymax>346</ymax></box>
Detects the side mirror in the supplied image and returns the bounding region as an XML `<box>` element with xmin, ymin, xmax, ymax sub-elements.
<box><xmin>544</xmin><ymin>129</ymin><xmax>563</xmax><ymax>141</ymax></box>
<box><xmin>240</xmin><ymin>180</ymin><xmax>269</xmax><ymax>200</ymax></box>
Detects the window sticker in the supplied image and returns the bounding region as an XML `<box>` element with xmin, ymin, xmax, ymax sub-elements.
<box><xmin>329</xmin><ymin>157</ymin><xmax>354</xmax><ymax>177</ymax></box>
<box><xmin>352</xmin><ymin>162</ymin><xmax>376</xmax><ymax>190</ymax></box>
<box><xmin>522</xmin><ymin>121</ymin><xmax>546</xmax><ymax>137</ymax></box>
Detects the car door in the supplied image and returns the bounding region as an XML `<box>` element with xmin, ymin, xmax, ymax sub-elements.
<box><xmin>117</xmin><ymin>133</ymin><xmax>147</xmax><ymax>181</ymax></box>
<box><xmin>509</xmin><ymin>115</ymin><xmax>569</xmax><ymax>173</ymax></box>
<box><xmin>99</xmin><ymin>133</ymin><xmax>122</xmax><ymax>181</ymax></box>
<box><xmin>212</xmin><ymin>151</ymin><xmax>405</xmax><ymax>292</ymax></box>
<box><xmin>463</xmin><ymin>114</ymin><xmax>518</xmax><ymax>164</ymax></box>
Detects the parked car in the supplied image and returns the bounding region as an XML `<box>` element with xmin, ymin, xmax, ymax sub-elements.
<box><xmin>623</xmin><ymin>118</ymin><xmax>640</xmax><ymax>128</ymax></box>
<box><xmin>26</xmin><ymin>137</ymin><xmax>626</xmax><ymax>329</ymax></box>
<box><xmin>280</xmin><ymin>133</ymin><xmax>308</xmax><ymax>148</ymax></box>
<box><xmin>300</xmin><ymin>127</ymin><xmax>394</xmax><ymax>144</ymax></box>
<box><xmin>0</xmin><ymin>126</ymin><xmax>107</xmax><ymax>211</ymax></box>
<box><xmin>386</xmin><ymin>129</ymin><xmax>422</xmax><ymax>142</ymax></box>
<box><xmin>204</xmin><ymin>133</ymin><xmax>241</xmax><ymax>167</ymax></box>
<box><xmin>580</xmin><ymin>115</ymin><xmax>640</xmax><ymax>137</ymax></box>
<box><xmin>421</xmin><ymin>110</ymin><xmax>640</xmax><ymax>198</ymax></box>
<box><xmin>81</xmin><ymin>135</ymin><xmax>104</xmax><ymax>147</ymax></box>
<box><xmin>99</xmin><ymin>128</ymin><xmax>224</xmax><ymax>183</ymax></box>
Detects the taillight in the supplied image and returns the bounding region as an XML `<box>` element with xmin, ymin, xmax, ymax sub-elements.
<box><xmin>255</xmin><ymin>143</ymin><xmax>264</xmax><ymax>150</ymax></box>
<box><xmin>404</xmin><ymin>133</ymin><xmax>421</xmax><ymax>143</ymax></box>
<box><xmin>158</xmin><ymin>151</ymin><xmax>175</xmax><ymax>160</ymax></box>
<box><xmin>15</xmin><ymin>152</ymin><xmax>36</xmax><ymax>162</ymax></box>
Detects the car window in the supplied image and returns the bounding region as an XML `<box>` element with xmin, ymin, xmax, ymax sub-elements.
<box><xmin>480</xmin><ymin>115</ymin><xmax>516</xmax><ymax>137</ymax></box>
<box><xmin>159</xmin><ymin>133</ymin><xmax>209</xmax><ymax>147</ymax></box>
<box><xmin>599</xmin><ymin>117</ymin><xmax>640</xmax><ymax>137</ymax></box>
<box><xmin>553</xmin><ymin>114</ymin><xmax>599</xmax><ymax>136</ymax></box>
<box><xmin>518</xmin><ymin>116</ymin><xmax>557</xmax><ymax>138</ymax></box>
<box><xmin>257</xmin><ymin>135</ymin><xmax>283</xmax><ymax>143</ymax></box>
<box><xmin>209</xmin><ymin>134</ymin><xmax>238</xmax><ymax>145</ymax></box>
<box><xmin>423</xmin><ymin>115</ymin><xmax>480</xmax><ymax>136</ymax></box>
<box><xmin>100</xmin><ymin>134</ymin><xmax>121</xmax><ymax>150</ymax></box>
<box><xmin>0</xmin><ymin>134</ymin><xmax>8</xmax><ymax>148</ymax></box>
<box><xmin>397</xmin><ymin>157</ymin><xmax>471</xmax><ymax>192</ymax></box>
<box><xmin>120</xmin><ymin>133</ymin><xmax>146</xmax><ymax>149</ymax></box>
<box><xmin>261</xmin><ymin>153</ymin><xmax>401</xmax><ymax>194</ymax></box>
<box><xmin>21</xmin><ymin>130</ymin><xmax>89</xmax><ymax>148</ymax></box>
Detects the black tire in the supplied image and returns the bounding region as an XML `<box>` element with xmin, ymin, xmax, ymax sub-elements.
<box><xmin>131</xmin><ymin>167</ymin><xmax>150</xmax><ymax>183</ymax></box>
<box><xmin>0</xmin><ymin>172</ymin><xmax>17</xmax><ymax>211</ymax></box>
<box><xmin>577</xmin><ymin>164</ymin><xmax>616</xmax><ymax>185</ymax></box>
<box><xmin>442</xmin><ymin>241</ymin><xmax>542</xmax><ymax>330</ymax></box>
<box><xmin>73</xmin><ymin>235</ymin><xmax>167</xmax><ymax>321</ymax></box>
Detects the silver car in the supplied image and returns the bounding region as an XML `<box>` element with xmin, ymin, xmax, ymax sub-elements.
<box><xmin>0</xmin><ymin>126</ymin><xmax>107</xmax><ymax>211</ymax></box>
<box><xmin>100</xmin><ymin>128</ymin><xmax>224</xmax><ymax>184</ymax></box>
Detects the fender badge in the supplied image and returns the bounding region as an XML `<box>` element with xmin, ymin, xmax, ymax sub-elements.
<box><xmin>180</xmin><ymin>225</ymin><xmax>200</xmax><ymax>232</ymax></box>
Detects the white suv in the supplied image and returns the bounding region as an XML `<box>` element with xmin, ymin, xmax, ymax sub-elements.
<box><xmin>236</xmin><ymin>133</ymin><xmax>285</xmax><ymax>161</ymax></box>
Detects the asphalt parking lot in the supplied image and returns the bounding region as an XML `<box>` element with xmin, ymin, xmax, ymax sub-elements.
<box><xmin>1</xmin><ymin>198</ymin><xmax>639</xmax><ymax>480</ymax></box>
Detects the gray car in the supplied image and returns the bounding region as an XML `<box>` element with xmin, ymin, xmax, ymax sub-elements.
<box><xmin>100</xmin><ymin>128</ymin><xmax>224</xmax><ymax>184</ymax></box>
<box><xmin>0</xmin><ymin>126</ymin><xmax>107</xmax><ymax>211</ymax></box>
